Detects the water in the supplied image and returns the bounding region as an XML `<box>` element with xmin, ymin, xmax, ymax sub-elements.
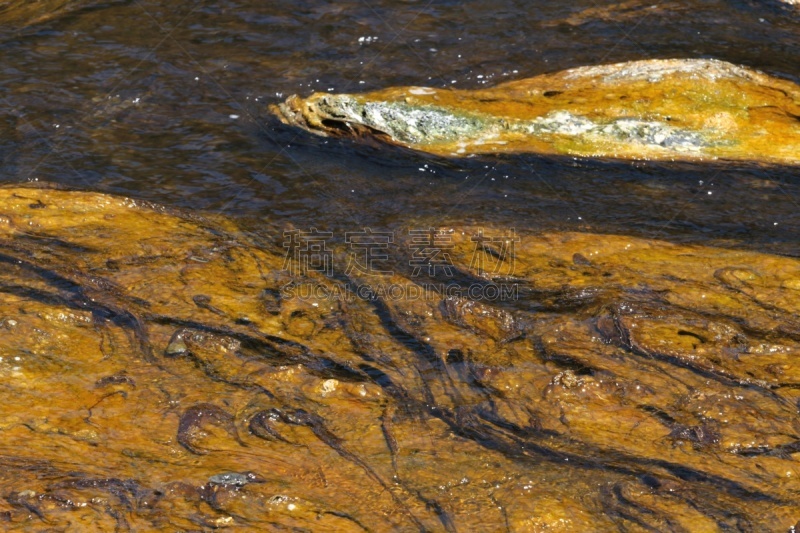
<box><xmin>1</xmin><ymin>0</ymin><xmax>798</xmax><ymax>253</ymax></box>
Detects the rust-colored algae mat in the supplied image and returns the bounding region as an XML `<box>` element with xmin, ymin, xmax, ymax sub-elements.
<box><xmin>1</xmin><ymin>186</ymin><xmax>800</xmax><ymax>529</ymax></box>
<box><xmin>272</xmin><ymin>58</ymin><xmax>800</xmax><ymax>164</ymax></box>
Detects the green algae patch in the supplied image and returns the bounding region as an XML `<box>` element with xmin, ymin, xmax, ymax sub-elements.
<box><xmin>2</xmin><ymin>186</ymin><xmax>800</xmax><ymax>529</ymax></box>
<box><xmin>273</xmin><ymin>58</ymin><xmax>800</xmax><ymax>164</ymax></box>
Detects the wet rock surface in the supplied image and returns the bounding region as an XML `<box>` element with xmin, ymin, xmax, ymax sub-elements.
<box><xmin>0</xmin><ymin>185</ymin><xmax>799</xmax><ymax>530</ymax></box>
<box><xmin>273</xmin><ymin>58</ymin><xmax>800</xmax><ymax>164</ymax></box>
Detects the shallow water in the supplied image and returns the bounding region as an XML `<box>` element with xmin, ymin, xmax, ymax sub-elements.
<box><xmin>1</xmin><ymin>0</ymin><xmax>799</xmax><ymax>251</ymax></box>
<box><xmin>1</xmin><ymin>1</ymin><xmax>800</xmax><ymax>530</ymax></box>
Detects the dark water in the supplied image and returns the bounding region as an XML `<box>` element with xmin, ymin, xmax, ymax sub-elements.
<box><xmin>1</xmin><ymin>0</ymin><xmax>799</xmax><ymax>256</ymax></box>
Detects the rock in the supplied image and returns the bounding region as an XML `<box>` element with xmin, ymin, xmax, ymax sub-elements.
<box><xmin>272</xmin><ymin>58</ymin><xmax>800</xmax><ymax>164</ymax></box>
<box><xmin>1</xmin><ymin>185</ymin><xmax>800</xmax><ymax>529</ymax></box>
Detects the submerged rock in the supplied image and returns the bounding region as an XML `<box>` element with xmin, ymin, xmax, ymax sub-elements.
<box><xmin>272</xmin><ymin>58</ymin><xmax>800</xmax><ymax>164</ymax></box>
<box><xmin>2</xmin><ymin>185</ymin><xmax>800</xmax><ymax>529</ymax></box>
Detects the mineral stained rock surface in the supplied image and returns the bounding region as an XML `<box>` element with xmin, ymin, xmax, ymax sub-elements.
<box><xmin>1</xmin><ymin>186</ymin><xmax>800</xmax><ymax>530</ymax></box>
<box><xmin>272</xmin><ymin>59</ymin><xmax>800</xmax><ymax>164</ymax></box>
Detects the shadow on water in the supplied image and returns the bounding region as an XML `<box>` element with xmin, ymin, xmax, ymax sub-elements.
<box><xmin>257</xmin><ymin>118</ymin><xmax>800</xmax><ymax>256</ymax></box>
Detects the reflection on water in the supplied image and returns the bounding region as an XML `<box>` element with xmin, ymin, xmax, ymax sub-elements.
<box><xmin>0</xmin><ymin>0</ymin><xmax>800</xmax><ymax>530</ymax></box>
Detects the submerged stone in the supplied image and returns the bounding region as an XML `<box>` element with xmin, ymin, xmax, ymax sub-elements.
<box><xmin>2</xmin><ymin>185</ymin><xmax>800</xmax><ymax>529</ymax></box>
<box><xmin>272</xmin><ymin>58</ymin><xmax>800</xmax><ymax>164</ymax></box>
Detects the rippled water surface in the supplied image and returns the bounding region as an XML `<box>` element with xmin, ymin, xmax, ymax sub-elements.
<box><xmin>2</xmin><ymin>1</ymin><xmax>800</xmax><ymax>531</ymax></box>
<box><xmin>2</xmin><ymin>0</ymin><xmax>799</xmax><ymax>251</ymax></box>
